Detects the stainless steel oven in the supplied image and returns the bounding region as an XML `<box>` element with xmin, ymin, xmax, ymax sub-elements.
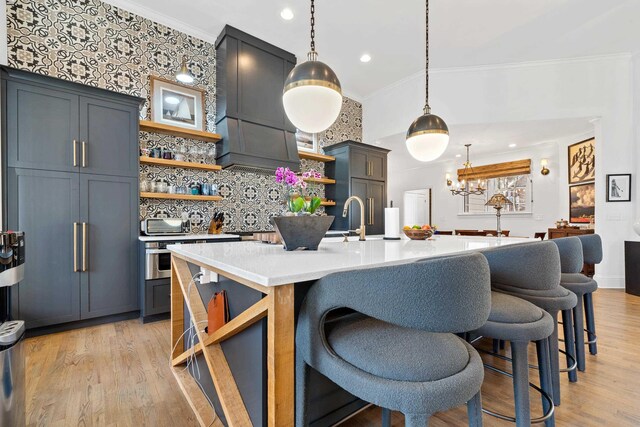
<box><xmin>145</xmin><ymin>242</ymin><xmax>172</xmax><ymax>280</ymax></box>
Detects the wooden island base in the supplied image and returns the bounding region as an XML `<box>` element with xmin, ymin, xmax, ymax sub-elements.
<box><xmin>170</xmin><ymin>255</ymin><xmax>294</xmax><ymax>427</ymax></box>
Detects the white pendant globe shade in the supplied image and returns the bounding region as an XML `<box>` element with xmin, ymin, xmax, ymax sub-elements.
<box><xmin>283</xmin><ymin>85</ymin><xmax>342</xmax><ymax>133</ymax></box>
<box><xmin>405</xmin><ymin>112</ymin><xmax>450</xmax><ymax>161</ymax></box>
<box><xmin>406</xmin><ymin>132</ymin><xmax>449</xmax><ymax>162</ymax></box>
<box><xmin>283</xmin><ymin>58</ymin><xmax>342</xmax><ymax>134</ymax></box>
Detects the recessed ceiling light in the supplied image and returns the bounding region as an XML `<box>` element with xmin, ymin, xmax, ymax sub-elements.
<box><xmin>509</xmin><ymin>143</ymin><xmax>517</xmax><ymax>148</ymax></box>
<box><xmin>455</xmin><ymin>154</ymin><xmax>462</xmax><ymax>158</ymax></box>
<box><xmin>280</xmin><ymin>8</ymin><xmax>294</xmax><ymax>20</ymax></box>
<box><xmin>360</xmin><ymin>54</ymin><xmax>371</xmax><ymax>63</ymax></box>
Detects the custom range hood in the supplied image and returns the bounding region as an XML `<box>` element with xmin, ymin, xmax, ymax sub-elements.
<box><xmin>215</xmin><ymin>26</ymin><xmax>301</xmax><ymax>171</ymax></box>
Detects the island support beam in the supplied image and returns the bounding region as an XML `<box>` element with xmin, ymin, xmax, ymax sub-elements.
<box><xmin>170</xmin><ymin>255</ymin><xmax>295</xmax><ymax>427</ymax></box>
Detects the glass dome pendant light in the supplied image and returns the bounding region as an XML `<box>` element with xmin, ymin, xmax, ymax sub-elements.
<box><xmin>282</xmin><ymin>0</ymin><xmax>343</xmax><ymax>133</ymax></box>
<box><xmin>406</xmin><ymin>0</ymin><xmax>449</xmax><ymax>162</ymax></box>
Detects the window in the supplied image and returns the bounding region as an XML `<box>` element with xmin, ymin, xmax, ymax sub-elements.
<box><xmin>463</xmin><ymin>175</ymin><xmax>532</xmax><ymax>214</ymax></box>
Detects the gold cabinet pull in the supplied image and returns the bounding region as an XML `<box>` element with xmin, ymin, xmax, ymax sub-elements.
<box><xmin>82</xmin><ymin>222</ymin><xmax>87</xmax><ymax>272</ymax></box>
<box><xmin>72</xmin><ymin>140</ymin><xmax>77</xmax><ymax>167</ymax></box>
<box><xmin>370</xmin><ymin>162</ymin><xmax>374</xmax><ymax>177</ymax></box>
<box><xmin>370</xmin><ymin>198</ymin><xmax>374</xmax><ymax>225</ymax></box>
<box><xmin>81</xmin><ymin>141</ymin><xmax>87</xmax><ymax>167</ymax></box>
<box><xmin>73</xmin><ymin>222</ymin><xmax>79</xmax><ymax>272</ymax></box>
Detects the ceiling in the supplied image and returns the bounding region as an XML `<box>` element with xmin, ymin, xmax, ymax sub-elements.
<box><xmin>378</xmin><ymin>118</ymin><xmax>595</xmax><ymax>168</ymax></box>
<box><xmin>104</xmin><ymin>0</ymin><xmax>640</xmax><ymax>99</ymax></box>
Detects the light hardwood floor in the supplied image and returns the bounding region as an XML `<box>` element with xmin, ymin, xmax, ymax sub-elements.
<box><xmin>25</xmin><ymin>289</ymin><xmax>640</xmax><ymax>426</ymax></box>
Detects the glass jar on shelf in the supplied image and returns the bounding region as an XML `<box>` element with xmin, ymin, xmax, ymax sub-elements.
<box><xmin>139</xmin><ymin>172</ymin><xmax>150</xmax><ymax>192</ymax></box>
<box><xmin>176</xmin><ymin>143</ymin><xmax>187</xmax><ymax>162</ymax></box>
<box><xmin>188</xmin><ymin>145</ymin><xmax>199</xmax><ymax>163</ymax></box>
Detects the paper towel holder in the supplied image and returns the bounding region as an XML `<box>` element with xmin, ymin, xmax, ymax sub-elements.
<box><xmin>383</xmin><ymin>201</ymin><xmax>402</xmax><ymax>240</ymax></box>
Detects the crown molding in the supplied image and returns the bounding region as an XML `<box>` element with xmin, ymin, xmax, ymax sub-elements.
<box><xmin>364</xmin><ymin>53</ymin><xmax>635</xmax><ymax>102</ymax></box>
<box><xmin>100</xmin><ymin>0</ymin><xmax>219</xmax><ymax>44</ymax></box>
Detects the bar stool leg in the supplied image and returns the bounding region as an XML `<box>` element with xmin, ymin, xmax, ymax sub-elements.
<box><xmin>405</xmin><ymin>413</ymin><xmax>430</xmax><ymax>427</ymax></box>
<box><xmin>467</xmin><ymin>391</ymin><xmax>483</xmax><ymax>427</ymax></box>
<box><xmin>382</xmin><ymin>408</ymin><xmax>392</xmax><ymax>427</ymax></box>
<box><xmin>584</xmin><ymin>293</ymin><xmax>598</xmax><ymax>355</ymax></box>
<box><xmin>536</xmin><ymin>338</ymin><xmax>555</xmax><ymax>427</ymax></box>
<box><xmin>510</xmin><ymin>341</ymin><xmax>531</xmax><ymax>427</ymax></box>
<box><xmin>547</xmin><ymin>311</ymin><xmax>561</xmax><ymax>406</ymax></box>
<box><xmin>573</xmin><ymin>300</ymin><xmax>586</xmax><ymax>371</ymax></box>
<box><xmin>296</xmin><ymin>354</ymin><xmax>310</xmax><ymax>427</ymax></box>
<box><xmin>561</xmin><ymin>309</ymin><xmax>578</xmax><ymax>383</ymax></box>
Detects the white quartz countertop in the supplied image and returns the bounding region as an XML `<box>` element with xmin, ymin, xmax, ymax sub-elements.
<box><xmin>168</xmin><ymin>235</ymin><xmax>530</xmax><ymax>287</ymax></box>
<box><xmin>138</xmin><ymin>233</ymin><xmax>240</xmax><ymax>242</ymax></box>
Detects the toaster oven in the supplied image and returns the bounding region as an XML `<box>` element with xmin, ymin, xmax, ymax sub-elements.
<box><xmin>141</xmin><ymin>218</ymin><xmax>191</xmax><ymax>235</ymax></box>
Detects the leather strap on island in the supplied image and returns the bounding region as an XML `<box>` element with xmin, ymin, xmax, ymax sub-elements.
<box><xmin>458</xmin><ymin>159</ymin><xmax>531</xmax><ymax>181</ymax></box>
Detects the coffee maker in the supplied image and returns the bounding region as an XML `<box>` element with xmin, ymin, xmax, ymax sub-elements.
<box><xmin>0</xmin><ymin>231</ymin><xmax>25</xmax><ymax>426</ymax></box>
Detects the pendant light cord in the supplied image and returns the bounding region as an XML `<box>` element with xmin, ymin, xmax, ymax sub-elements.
<box><xmin>424</xmin><ymin>0</ymin><xmax>431</xmax><ymax>114</ymax></box>
<box><xmin>310</xmin><ymin>0</ymin><xmax>316</xmax><ymax>53</ymax></box>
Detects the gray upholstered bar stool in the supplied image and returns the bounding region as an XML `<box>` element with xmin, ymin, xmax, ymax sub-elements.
<box><xmin>473</xmin><ymin>291</ymin><xmax>555</xmax><ymax>427</ymax></box>
<box><xmin>551</xmin><ymin>236</ymin><xmax>590</xmax><ymax>373</ymax></box>
<box><xmin>296</xmin><ymin>254</ymin><xmax>492</xmax><ymax>427</ymax></box>
<box><xmin>482</xmin><ymin>241</ymin><xmax>578</xmax><ymax>407</ymax></box>
<box><xmin>563</xmin><ymin>234</ymin><xmax>603</xmax><ymax>363</ymax></box>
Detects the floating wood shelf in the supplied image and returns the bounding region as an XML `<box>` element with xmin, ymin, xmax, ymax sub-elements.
<box><xmin>140</xmin><ymin>192</ymin><xmax>222</xmax><ymax>202</ymax></box>
<box><xmin>298</xmin><ymin>151</ymin><xmax>335</xmax><ymax>162</ymax></box>
<box><xmin>140</xmin><ymin>156</ymin><xmax>222</xmax><ymax>172</ymax></box>
<box><xmin>140</xmin><ymin>120</ymin><xmax>222</xmax><ymax>143</ymax></box>
<box><xmin>302</xmin><ymin>176</ymin><xmax>336</xmax><ymax>185</ymax></box>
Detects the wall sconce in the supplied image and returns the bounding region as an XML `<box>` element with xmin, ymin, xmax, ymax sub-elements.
<box><xmin>445</xmin><ymin>173</ymin><xmax>452</xmax><ymax>187</ymax></box>
<box><xmin>176</xmin><ymin>55</ymin><xmax>194</xmax><ymax>84</ymax></box>
<box><xmin>540</xmin><ymin>159</ymin><xmax>550</xmax><ymax>176</ymax></box>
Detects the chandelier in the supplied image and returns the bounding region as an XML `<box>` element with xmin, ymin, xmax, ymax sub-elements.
<box><xmin>448</xmin><ymin>144</ymin><xmax>486</xmax><ymax>196</ymax></box>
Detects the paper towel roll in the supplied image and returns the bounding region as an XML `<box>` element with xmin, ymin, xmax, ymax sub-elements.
<box><xmin>384</xmin><ymin>207</ymin><xmax>401</xmax><ymax>239</ymax></box>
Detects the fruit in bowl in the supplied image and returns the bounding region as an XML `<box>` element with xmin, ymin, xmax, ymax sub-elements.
<box><xmin>403</xmin><ymin>224</ymin><xmax>434</xmax><ymax>240</ymax></box>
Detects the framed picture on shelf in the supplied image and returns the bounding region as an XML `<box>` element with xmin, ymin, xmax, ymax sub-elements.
<box><xmin>295</xmin><ymin>129</ymin><xmax>318</xmax><ymax>153</ymax></box>
<box><xmin>150</xmin><ymin>76</ymin><xmax>205</xmax><ymax>131</ymax></box>
<box><xmin>569</xmin><ymin>182</ymin><xmax>595</xmax><ymax>223</ymax></box>
<box><xmin>606</xmin><ymin>174</ymin><xmax>631</xmax><ymax>202</ymax></box>
<box><xmin>568</xmin><ymin>138</ymin><xmax>595</xmax><ymax>184</ymax></box>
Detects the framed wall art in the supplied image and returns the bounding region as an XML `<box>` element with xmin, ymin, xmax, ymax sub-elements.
<box><xmin>569</xmin><ymin>183</ymin><xmax>595</xmax><ymax>223</ymax></box>
<box><xmin>295</xmin><ymin>129</ymin><xmax>318</xmax><ymax>153</ymax></box>
<box><xmin>568</xmin><ymin>138</ymin><xmax>595</xmax><ymax>184</ymax></box>
<box><xmin>150</xmin><ymin>76</ymin><xmax>205</xmax><ymax>131</ymax></box>
<box><xmin>606</xmin><ymin>174</ymin><xmax>631</xmax><ymax>202</ymax></box>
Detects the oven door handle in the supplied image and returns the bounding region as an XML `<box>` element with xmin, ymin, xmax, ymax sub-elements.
<box><xmin>146</xmin><ymin>249</ymin><xmax>172</xmax><ymax>255</ymax></box>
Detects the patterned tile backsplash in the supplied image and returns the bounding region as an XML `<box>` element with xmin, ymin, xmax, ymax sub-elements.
<box><xmin>7</xmin><ymin>0</ymin><xmax>362</xmax><ymax>233</ymax></box>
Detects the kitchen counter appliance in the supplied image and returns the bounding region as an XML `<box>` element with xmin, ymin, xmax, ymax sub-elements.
<box><xmin>0</xmin><ymin>231</ymin><xmax>25</xmax><ymax>426</ymax></box>
<box><xmin>141</xmin><ymin>218</ymin><xmax>191</xmax><ymax>236</ymax></box>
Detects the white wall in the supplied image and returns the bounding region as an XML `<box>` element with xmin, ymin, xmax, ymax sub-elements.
<box><xmin>364</xmin><ymin>55</ymin><xmax>637</xmax><ymax>288</ymax></box>
<box><xmin>388</xmin><ymin>140</ymin><xmax>581</xmax><ymax>238</ymax></box>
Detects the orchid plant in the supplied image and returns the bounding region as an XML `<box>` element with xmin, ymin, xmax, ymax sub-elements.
<box><xmin>275</xmin><ymin>167</ymin><xmax>323</xmax><ymax>215</ymax></box>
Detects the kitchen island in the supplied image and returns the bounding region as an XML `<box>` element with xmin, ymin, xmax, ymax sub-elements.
<box><xmin>168</xmin><ymin>235</ymin><xmax>529</xmax><ymax>427</ymax></box>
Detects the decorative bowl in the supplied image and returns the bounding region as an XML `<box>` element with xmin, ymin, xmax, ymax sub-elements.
<box><xmin>403</xmin><ymin>229</ymin><xmax>434</xmax><ymax>240</ymax></box>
